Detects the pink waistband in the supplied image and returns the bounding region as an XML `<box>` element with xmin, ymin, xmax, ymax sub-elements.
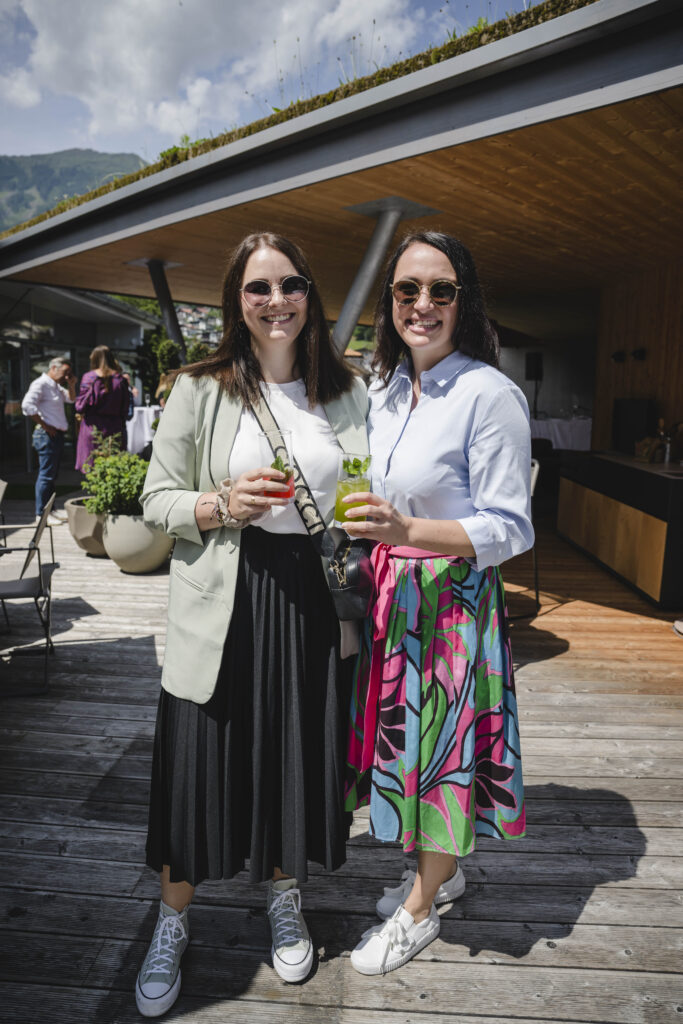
<box><xmin>385</xmin><ymin>545</ymin><xmax>448</xmax><ymax>558</ymax></box>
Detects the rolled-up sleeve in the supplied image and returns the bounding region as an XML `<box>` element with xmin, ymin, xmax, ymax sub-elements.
<box><xmin>21</xmin><ymin>377</ymin><xmax>44</xmax><ymax>417</ymax></box>
<box><xmin>140</xmin><ymin>375</ymin><xmax>204</xmax><ymax>546</ymax></box>
<box><xmin>458</xmin><ymin>386</ymin><xmax>534</xmax><ymax>570</ymax></box>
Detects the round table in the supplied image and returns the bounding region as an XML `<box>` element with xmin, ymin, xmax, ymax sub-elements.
<box><xmin>126</xmin><ymin>405</ymin><xmax>161</xmax><ymax>455</ymax></box>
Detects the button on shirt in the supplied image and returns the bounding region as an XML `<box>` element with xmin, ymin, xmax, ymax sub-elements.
<box><xmin>21</xmin><ymin>373</ymin><xmax>73</xmax><ymax>431</ymax></box>
<box><xmin>368</xmin><ymin>350</ymin><xmax>534</xmax><ymax>570</ymax></box>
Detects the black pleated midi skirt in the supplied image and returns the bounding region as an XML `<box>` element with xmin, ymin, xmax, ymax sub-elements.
<box><xmin>146</xmin><ymin>527</ymin><xmax>352</xmax><ymax>885</ymax></box>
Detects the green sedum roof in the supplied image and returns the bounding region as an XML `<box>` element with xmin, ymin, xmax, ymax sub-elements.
<box><xmin>0</xmin><ymin>0</ymin><xmax>598</xmax><ymax>241</ymax></box>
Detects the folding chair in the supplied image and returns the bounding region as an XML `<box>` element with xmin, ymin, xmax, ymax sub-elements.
<box><xmin>0</xmin><ymin>493</ymin><xmax>59</xmax><ymax>695</ymax></box>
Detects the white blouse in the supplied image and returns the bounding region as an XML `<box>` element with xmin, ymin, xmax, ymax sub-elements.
<box><xmin>229</xmin><ymin>379</ymin><xmax>341</xmax><ymax>534</ymax></box>
<box><xmin>369</xmin><ymin>350</ymin><xmax>534</xmax><ymax>570</ymax></box>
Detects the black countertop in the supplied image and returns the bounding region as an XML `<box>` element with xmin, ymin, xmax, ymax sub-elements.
<box><xmin>560</xmin><ymin>451</ymin><xmax>683</xmax><ymax>523</ymax></box>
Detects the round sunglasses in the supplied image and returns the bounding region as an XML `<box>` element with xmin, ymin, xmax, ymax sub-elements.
<box><xmin>240</xmin><ymin>275</ymin><xmax>310</xmax><ymax>307</ymax></box>
<box><xmin>391</xmin><ymin>279</ymin><xmax>462</xmax><ymax>307</ymax></box>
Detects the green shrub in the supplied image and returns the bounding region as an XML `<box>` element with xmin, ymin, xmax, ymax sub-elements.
<box><xmin>82</xmin><ymin>450</ymin><xmax>149</xmax><ymax>515</ymax></box>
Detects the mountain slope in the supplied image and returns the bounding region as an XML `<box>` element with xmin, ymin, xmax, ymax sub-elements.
<box><xmin>0</xmin><ymin>148</ymin><xmax>146</xmax><ymax>231</ymax></box>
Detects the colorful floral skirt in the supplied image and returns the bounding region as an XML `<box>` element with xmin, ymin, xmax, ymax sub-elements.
<box><xmin>345</xmin><ymin>546</ymin><xmax>526</xmax><ymax>856</ymax></box>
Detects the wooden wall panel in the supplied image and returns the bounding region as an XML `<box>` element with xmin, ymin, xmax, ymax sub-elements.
<box><xmin>557</xmin><ymin>479</ymin><xmax>668</xmax><ymax>601</ymax></box>
<box><xmin>592</xmin><ymin>262</ymin><xmax>683</xmax><ymax>450</ymax></box>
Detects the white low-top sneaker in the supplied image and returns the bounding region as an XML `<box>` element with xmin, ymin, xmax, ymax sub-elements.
<box><xmin>135</xmin><ymin>901</ymin><xmax>189</xmax><ymax>1017</ymax></box>
<box><xmin>376</xmin><ymin>865</ymin><xmax>466</xmax><ymax>920</ymax></box>
<box><xmin>351</xmin><ymin>904</ymin><xmax>440</xmax><ymax>976</ymax></box>
<box><xmin>267</xmin><ymin>878</ymin><xmax>313</xmax><ymax>983</ymax></box>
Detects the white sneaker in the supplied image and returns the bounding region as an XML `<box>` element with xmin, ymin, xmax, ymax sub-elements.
<box><xmin>36</xmin><ymin>513</ymin><xmax>66</xmax><ymax>526</ymax></box>
<box><xmin>135</xmin><ymin>901</ymin><xmax>189</xmax><ymax>1017</ymax></box>
<box><xmin>266</xmin><ymin>878</ymin><xmax>313</xmax><ymax>983</ymax></box>
<box><xmin>351</xmin><ymin>904</ymin><xmax>440</xmax><ymax>976</ymax></box>
<box><xmin>376</xmin><ymin>864</ymin><xmax>465</xmax><ymax>919</ymax></box>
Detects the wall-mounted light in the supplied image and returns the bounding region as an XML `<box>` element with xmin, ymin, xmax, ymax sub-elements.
<box><xmin>611</xmin><ymin>350</ymin><xmax>626</xmax><ymax>363</ymax></box>
<box><xmin>631</xmin><ymin>347</ymin><xmax>647</xmax><ymax>361</ymax></box>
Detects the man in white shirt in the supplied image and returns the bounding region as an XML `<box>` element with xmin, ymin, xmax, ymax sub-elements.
<box><xmin>21</xmin><ymin>357</ymin><xmax>77</xmax><ymax>521</ymax></box>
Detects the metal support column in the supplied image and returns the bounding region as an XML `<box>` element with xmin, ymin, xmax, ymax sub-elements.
<box><xmin>147</xmin><ymin>259</ymin><xmax>187</xmax><ymax>362</ymax></box>
<box><xmin>332</xmin><ymin>196</ymin><xmax>441</xmax><ymax>354</ymax></box>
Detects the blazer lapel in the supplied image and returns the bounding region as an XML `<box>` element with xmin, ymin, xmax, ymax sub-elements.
<box><xmin>206</xmin><ymin>382</ymin><xmax>242</xmax><ymax>488</ymax></box>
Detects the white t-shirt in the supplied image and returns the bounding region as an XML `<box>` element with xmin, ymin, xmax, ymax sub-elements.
<box><xmin>229</xmin><ymin>380</ymin><xmax>340</xmax><ymax>534</ymax></box>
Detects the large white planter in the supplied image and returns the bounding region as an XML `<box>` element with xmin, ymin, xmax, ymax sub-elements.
<box><xmin>65</xmin><ymin>496</ymin><xmax>107</xmax><ymax>557</ymax></box>
<box><xmin>103</xmin><ymin>514</ymin><xmax>173</xmax><ymax>574</ymax></box>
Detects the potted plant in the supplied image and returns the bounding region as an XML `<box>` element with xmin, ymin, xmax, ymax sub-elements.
<box><xmin>64</xmin><ymin>494</ymin><xmax>107</xmax><ymax>557</ymax></box>
<box><xmin>66</xmin><ymin>428</ymin><xmax>117</xmax><ymax>557</ymax></box>
<box><xmin>82</xmin><ymin>436</ymin><xmax>173</xmax><ymax>573</ymax></box>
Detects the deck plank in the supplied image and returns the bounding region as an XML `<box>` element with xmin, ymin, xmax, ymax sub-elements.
<box><xmin>1</xmin><ymin>502</ymin><xmax>682</xmax><ymax>1024</ymax></box>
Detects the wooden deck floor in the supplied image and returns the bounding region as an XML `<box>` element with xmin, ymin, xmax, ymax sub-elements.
<box><xmin>1</xmin><ymin>500</ymin><xmax>682</xmax><ymax>1024</ymax></box>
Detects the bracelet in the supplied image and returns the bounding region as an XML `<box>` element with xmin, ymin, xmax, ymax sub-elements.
<box><xmin>209</xmin><ymin>478</ymin><xmax>261</xmax><ymax>530</ymax></box>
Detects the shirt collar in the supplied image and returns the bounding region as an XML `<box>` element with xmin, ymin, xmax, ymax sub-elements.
<box><xmin>421</xmin><ymin>349</ymin><xmax>474</xmax><ymax>388</ymax></box>
<box><xmin>389</xmin><ymin>350</ymin><xmax>474</xmax><ymax>393</ymax></box>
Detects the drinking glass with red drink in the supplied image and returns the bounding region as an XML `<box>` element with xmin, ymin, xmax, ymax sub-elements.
<box><xmin>258</xmin><ymin>429</ymin><xmax>295</xmax><ymax>499</ymax></box>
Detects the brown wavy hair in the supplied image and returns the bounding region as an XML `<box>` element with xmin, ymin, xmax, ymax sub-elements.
<box><xmin>179</xmin><ymin>232</ymin><xmax>354</xmax><ymax>406</ymax></box>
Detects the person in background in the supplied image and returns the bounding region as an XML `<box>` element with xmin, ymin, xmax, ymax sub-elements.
<box><xmin>74</xmin><ymin>345</ymin><xmax>130</xmax><ymax>471</ymax></box>
<box><xmin>21</xmin><ymin>355</ymin><xmax>76</xmax><ymax>523</ymax></box>
<box><xmin>343</xmin><ymin>231</ymin><xmax>533</xmax><ymax>976</ymax></box>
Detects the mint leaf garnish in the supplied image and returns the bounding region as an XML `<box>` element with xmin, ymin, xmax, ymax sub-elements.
<box><xmin>342</xmin><ymin>456</ymin><xmax>370</xmax><ymax>477</ymax></box>
<box><xmin>271</xmin><ymin>455</ymin><xmax>293</xmax><ymax>481</ymax></box>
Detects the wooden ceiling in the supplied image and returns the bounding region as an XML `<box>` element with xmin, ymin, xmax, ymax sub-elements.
<box><xmin>8</xmin><ymin>88</ymin><xmax>683</xmax><ymax>334</ymax></box>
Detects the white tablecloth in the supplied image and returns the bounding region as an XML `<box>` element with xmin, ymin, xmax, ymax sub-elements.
<box><xmin>126</xmin><ymin>405</ymin><xmax>161</xmax><ymax>454</ymax></box>
<box><xmin>530</xmin><ymin>417</ymin><xmax>592</xmax><ymax>450</ymax></box>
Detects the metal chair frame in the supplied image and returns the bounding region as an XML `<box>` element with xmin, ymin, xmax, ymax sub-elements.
<box><xmin>0</xmin><ymin>494</ymin><xmax>59</xmax><ymax>695</ymax></box>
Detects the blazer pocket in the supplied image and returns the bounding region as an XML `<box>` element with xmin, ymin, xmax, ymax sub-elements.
<box><xmin>171</xmin><ymin>562</ymin><xmax>217</xmax><ymax>595</ymax></box>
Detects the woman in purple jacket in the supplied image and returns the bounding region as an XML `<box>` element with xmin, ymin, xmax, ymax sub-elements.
<box><xmin>75</xmin><ymin>345</ymin><xmax>130</xmax><ymax>471</ymax></box>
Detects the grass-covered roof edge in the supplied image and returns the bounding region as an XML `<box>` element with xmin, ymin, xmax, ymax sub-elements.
<box><xmin>1</xmin><ymin>0</ymin><xmax>599</xmax><ymax>241</ymax></box>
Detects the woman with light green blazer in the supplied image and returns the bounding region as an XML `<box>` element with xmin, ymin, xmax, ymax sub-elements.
<box><xmin>135</xmin><ymin>233</ymin><xmax>368</xmax><ymax>1017</ymax></box>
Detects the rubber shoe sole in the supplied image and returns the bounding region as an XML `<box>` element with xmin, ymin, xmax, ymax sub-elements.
<box><xmin>271</xmin><ymin>942</ymin><xmax>313</xmax><ymax>983</ymax></box>
<box><xmin>351</xmin><ymin>915</ymin><xmax>440</xmax><ymax>976</ymax></box>
<box><xmin>135</xmin><ymin>970</ymin><xmax>182</xmax><ymax>1017</ymax></box>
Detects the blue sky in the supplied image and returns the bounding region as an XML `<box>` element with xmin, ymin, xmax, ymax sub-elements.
<box><xmin>0</xmin><ymin>0</ymin><xmax>539</xmax><ymax>160</ymax></box>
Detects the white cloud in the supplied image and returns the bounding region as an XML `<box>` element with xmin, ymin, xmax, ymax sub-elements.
<box><xmin>0</xmin><ymin>64</ymin><xmax>40</xmax><ymax>107</ymax></box>
<box><xmin>1</xmin><ymin>0</ymin><xmax>501</xmax><ymax>152</ymax></box>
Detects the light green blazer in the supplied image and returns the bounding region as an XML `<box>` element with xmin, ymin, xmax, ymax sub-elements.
<box><xmin>141</xmin><ymin>372</ymin><xmax>369</xmax><ymax>703</ymax></box>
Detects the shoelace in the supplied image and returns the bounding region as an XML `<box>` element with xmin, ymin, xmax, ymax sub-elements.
<box><xmin>144</xmin><ymin>914</ymin><xmax>188</xmax><ymax>976</ymax></box>
<box><xmin>383</xmin><ymin>868</ymin><xmax>416</xmax><ymax>898</ymax></box>
<box><xmin>268</xmin><ymin>888</ymin><xmax>305</xmax><ymax>946</ymax></box>
<box><xmin>366</xmin><ymin>915</ymin><xmax>413</xmax><ymax>972</ymax></box>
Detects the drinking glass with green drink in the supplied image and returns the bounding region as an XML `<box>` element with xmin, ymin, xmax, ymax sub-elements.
<box><xmin>258</xmin><ymin>429</ymin><xmax>295</xmax><ymax>499</ymax></box>
<box><xmin>334</xmin><ymin>452</ymin><xmax>372</xmax><ymax>526</ymax></box>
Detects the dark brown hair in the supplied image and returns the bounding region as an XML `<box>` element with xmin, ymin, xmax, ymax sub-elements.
<box><xmin>89</xmin><ymin>345</ymin><xmax>121</xmax><ymax>391</ymax></box>
<box><xmin>373</xmin><ymin>231</ymin><xmax>500</xmax><ymax>384</ymax></box>
<box><xmin>180</xmin><ymin>232</ymin><xmax>354</xmax><ymax>406</ymax></box>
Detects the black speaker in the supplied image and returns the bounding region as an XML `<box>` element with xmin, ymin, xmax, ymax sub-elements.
<box><xmin>525</xmin><ymin>352</ymin><xmax>543</xmax><ymax>382</ymax></box>
<box><xmin>612</xmin><ymin>398</ymin><xmax>657</xmax><ymax>454</ymax></box>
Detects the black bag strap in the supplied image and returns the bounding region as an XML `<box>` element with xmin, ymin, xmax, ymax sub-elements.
<box><xmin>252</xmin><ymin>394</ymin><xmax>335</xmax><ymax>558</ymax></box>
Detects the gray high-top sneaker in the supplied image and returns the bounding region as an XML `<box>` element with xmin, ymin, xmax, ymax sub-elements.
<box><xmin>135</xmin><ymin>900</ymin><xmax>189</xmax><ymax>1017</ymax></box>
<box><xmin>266</xmin><ymin>877</ymin><xmax>313</xmax><ymax>983</ymax></box>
